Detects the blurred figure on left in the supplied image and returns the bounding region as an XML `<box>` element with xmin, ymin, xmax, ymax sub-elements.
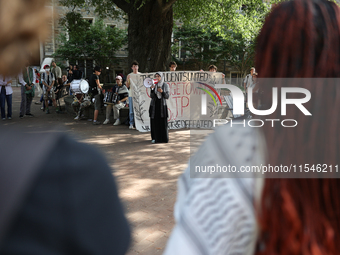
<box><xmin>18</xmin><ymin>65</ymin><xmax>34</xmax><ymax>118</ymax></box>
<box><xmin>0</xmin><ymin>75</ymin><xmax>12</xmax><ymax>120</ymax></box>
<box><xmin>0</xmin><ymin>0</ymin><xmax>131</xmax><ymax>254</ymax></box>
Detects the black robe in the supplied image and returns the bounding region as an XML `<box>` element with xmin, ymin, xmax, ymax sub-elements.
<box><xmin>149</xmin><ymin>83</ymin><xmax>169</xmax><ymax>143</ymax></box>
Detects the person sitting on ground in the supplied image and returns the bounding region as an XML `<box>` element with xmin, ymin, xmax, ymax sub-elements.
<box><xmin>103</xmin><ymin>75</ymin><xmax>129</xmax><ymax>126</ymax></box>
<box><xmin>54</xmin><ymin>76</ymin><xmax>65</xmax><ymax>111</ymax></box>
<box><xmin>41</xmin><ymin>65</ymin><xmax>57</xmax><ymax>114</ymax></box>
<box><xmin>72</xmin><ymin>92</ymin><xmax>91</xmax><ymax>120</ymax></box>
<box><xmin>61</xmin><ymin>74</ymin><xmax>71</xmax><ymax>95</ymax></box>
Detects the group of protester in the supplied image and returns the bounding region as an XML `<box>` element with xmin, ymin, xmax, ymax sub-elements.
<box><xmin>70</xmin><ymin>63</ymin><xmax>136</xmax><ymax>128</ymax></box>
<box><xmin>2</xmin><ymin>56</ymin><xmax>254</xmax><ymax>147</ymax></box>
<box><xmin>70</xmin><ymin>60</ymin><xmax>175</xmax><ymax>144</ymax></box>
<box><xmin>34</xmin><ymin>62</ymin><xmax>82</xmax><ymax>113</ymax></box>
<box><xmin>2</xmin><ymin>0</ymin><xmax>340</xmax><ymax>255</ymax></box>
<box><xmin>0</xmin><ymin>61</ymin><xmax>74</xmax><ymax>120</ymax></box>
<box><xmin>1</xmin><ymin>58</ymin><xmax>229</xmax><ymax>146</ymax></box>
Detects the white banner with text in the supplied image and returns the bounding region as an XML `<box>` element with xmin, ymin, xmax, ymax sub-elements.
<box><xmin>129</xmin><ymin>71</ymin><xmax>225</xmax><ymax>132</ymax></box>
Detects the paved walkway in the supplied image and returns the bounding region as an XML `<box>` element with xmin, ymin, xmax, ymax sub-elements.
<box><xmin>2</xmin><ymin>87</ymin><xmax>207</xmax><ymax>254</ymax></box>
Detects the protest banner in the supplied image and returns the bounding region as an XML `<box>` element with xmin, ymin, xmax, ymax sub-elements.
<box><xmin>129</xmin><ymin>71</ymin><xmax>227</xmax><ymax>132</ymax></box>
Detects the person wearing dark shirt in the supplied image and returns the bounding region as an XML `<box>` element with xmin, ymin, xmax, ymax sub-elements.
<box><xmin>89</xmin><ymin>66</ymin><xmax>102</xmax><ymax>125</ymax></box>
<box><xmin>0</xmin><ymin>1</ymin><xmax>131</xmax><ymax>254</ymax></box>
<box><xmin>67</xmin><ymin>64</ymin><xmax>73</xmax><ymax>83</ymax></box>
<box><xmin>149</xmin><ymin>72</ymin><xmax>170</xmax><ymax>143</ymax></box>
<box><xmin>0</xmin><ymin>130</ymin><xmax>131</xmax><ymax>255</ymax></box>
<box><xmin>72</xmin><ymin>65</ymin><xmax>82</xmax><ymax>80</ymax></box>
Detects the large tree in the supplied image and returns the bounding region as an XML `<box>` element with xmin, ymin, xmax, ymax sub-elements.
<box><xmin>60</xmin><ymin>0</ymin><xmax>176</xmax><ymax>72</ymax></box>
<box><xmin>59</xmin><ymin>0</ymin><xmax>275</xmax><ymax>72</ymax></box>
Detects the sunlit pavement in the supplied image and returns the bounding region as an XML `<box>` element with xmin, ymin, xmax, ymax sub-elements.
<box><xmin>2</xmin><ymin>87</ymin><xmax>208</xmax><ymax>254</ymax></box>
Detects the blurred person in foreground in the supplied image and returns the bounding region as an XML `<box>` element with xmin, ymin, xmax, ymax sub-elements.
<box><xmin>164</xmin><ymin>0</ymin><xmax>340</xmax><ymax>254</ymax></box>
<box><xmin>0</xmin><ymin>0</ymin><xmax>131</xmax><ymax>254</ymax></box>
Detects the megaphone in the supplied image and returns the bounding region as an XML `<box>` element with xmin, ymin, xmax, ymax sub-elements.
<box><xmin>143</xmin><ymin>78</ymin><xmax>159</xmax><ymax>88</ymax></box>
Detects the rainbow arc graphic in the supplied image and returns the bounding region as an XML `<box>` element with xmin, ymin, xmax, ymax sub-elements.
<box><xmin>197</xmin><ymin>82</ymin><xmax>223</xmax><ymax>106</ymax></box>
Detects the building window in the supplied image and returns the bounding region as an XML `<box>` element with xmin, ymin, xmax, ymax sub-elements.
<box><xmin>83</xmin><ymin>18</ymin><xmax>94</xmax><ymax>24</ymax></box>
<box><xmin>106</xmin><ymin>24</ymin><xmax>117</xmax><ymax>29</ymax></box>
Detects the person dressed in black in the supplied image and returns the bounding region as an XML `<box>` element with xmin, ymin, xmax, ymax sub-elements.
<box><xmin>0</xmin><ymin>1</ymin><xmax>130</xmax><ymax>253</ymax></box>
<box><xmin>67</xmin><ymin>64</ymin><xmax>73</xmax><ymax>84</ymax></box>
<box><xmin>89</xmin><ymin>66</ymin><xmax>102</xmax><ymax>124</ymax></box>
<box><xmin>72</xmin><ymin>65</ymin><xmax>82</xmax><ymax>80</ymax></box>
<box><xmin>0</xmin><ymin>129</ymin><xmax>131</xmax><ymax>255</ymax></box>
<box><xmin>149</xmin><ymin>72</ymin><xmax>170</xmax><ymax>143</ymax></box>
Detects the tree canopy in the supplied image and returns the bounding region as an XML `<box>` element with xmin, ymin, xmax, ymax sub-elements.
<box><xmin>174</xmin><ymin>0</ymin><xmax>271</xmax><ymax>40</ymax></box>
<box><xmin>54</xmin><ymin>13</ymin><xmax>127</xmax><ymax>71</ymax></box>
<box><xmin>58</xmin><ymin>0</ymin><xmax>278</xmax><ymax>72</ymax></box>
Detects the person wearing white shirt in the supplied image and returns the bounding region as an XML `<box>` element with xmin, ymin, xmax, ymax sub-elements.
<box><xmin>126</xmin><ymin>61</ymin><xmax>141</xmax><ymax>129</ymax></box>
<box><xmin>18</xmin><ymin>66</ymin><xmax>34</xmax><ymax>118</ymax></box>
<box><xmin>243</xmin><ymin>67</ymin><xmax>255</xmax><ymax>91</ymax></box>
<box><xmin>0</xmin><ymin>75</ymin><xmax>13</xmax><ymax>120</ymax></box>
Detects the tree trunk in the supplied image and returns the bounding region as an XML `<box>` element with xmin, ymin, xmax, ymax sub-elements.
<box><xmin>127</xmin><ymin>1</ymin><xmax>173</xmax><ymax>72</ymax></box>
